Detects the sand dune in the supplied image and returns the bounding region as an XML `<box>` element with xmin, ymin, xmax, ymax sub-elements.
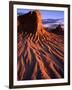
<box><xmin>17</xmin><ymin>10</ymin><xmax>64</xmax><ymax>80</ymax></box>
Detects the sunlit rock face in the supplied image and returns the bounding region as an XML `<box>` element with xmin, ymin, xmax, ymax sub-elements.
<box><xmin>17</xmin><ymin>10</ymin><xmax>64</xmax><ymax>80</ymax></box>
<box><xmin>17</xmin><ymin>10</ymin><xmax>43</xmax><ymax>34</ymax></box>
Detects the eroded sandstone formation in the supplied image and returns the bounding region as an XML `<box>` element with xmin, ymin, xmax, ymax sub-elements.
<box><xmin>17</xmin><ymin>10</ymin><xmax>64</xmax><ymax>80</ymax></box>
<box><xmin>17</xmin><ymin>10</ymin><xmax>43</xmax><ymax>34</ymax></box>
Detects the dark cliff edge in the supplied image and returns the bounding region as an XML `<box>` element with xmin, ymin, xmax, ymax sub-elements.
<box><xmin>17</xmin><ymin>11</ymin><xmax>38</xmax><ymax>34</ymax></box>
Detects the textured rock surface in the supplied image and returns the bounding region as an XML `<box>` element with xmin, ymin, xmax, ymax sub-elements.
<box><xmin>18</xmin><ymin>10</ymin><xmax>43</xmax><ymax>34</ymax></box>
<box><xmin>17</xmin><ymin>10</ymin><xmax>64</xmax><ymax>80</ymax></box>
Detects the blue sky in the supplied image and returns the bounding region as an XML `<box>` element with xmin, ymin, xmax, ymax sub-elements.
<box><xmin>17</xmin><ymin>9</ymin><xmax>64</xmax><ymax>20</ymax></box>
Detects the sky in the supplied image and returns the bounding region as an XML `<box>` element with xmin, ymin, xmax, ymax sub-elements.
<box><xmin>17</xmin><ymin>9</ymin><xmax>64</xmax><ymax>20</ymax></box>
